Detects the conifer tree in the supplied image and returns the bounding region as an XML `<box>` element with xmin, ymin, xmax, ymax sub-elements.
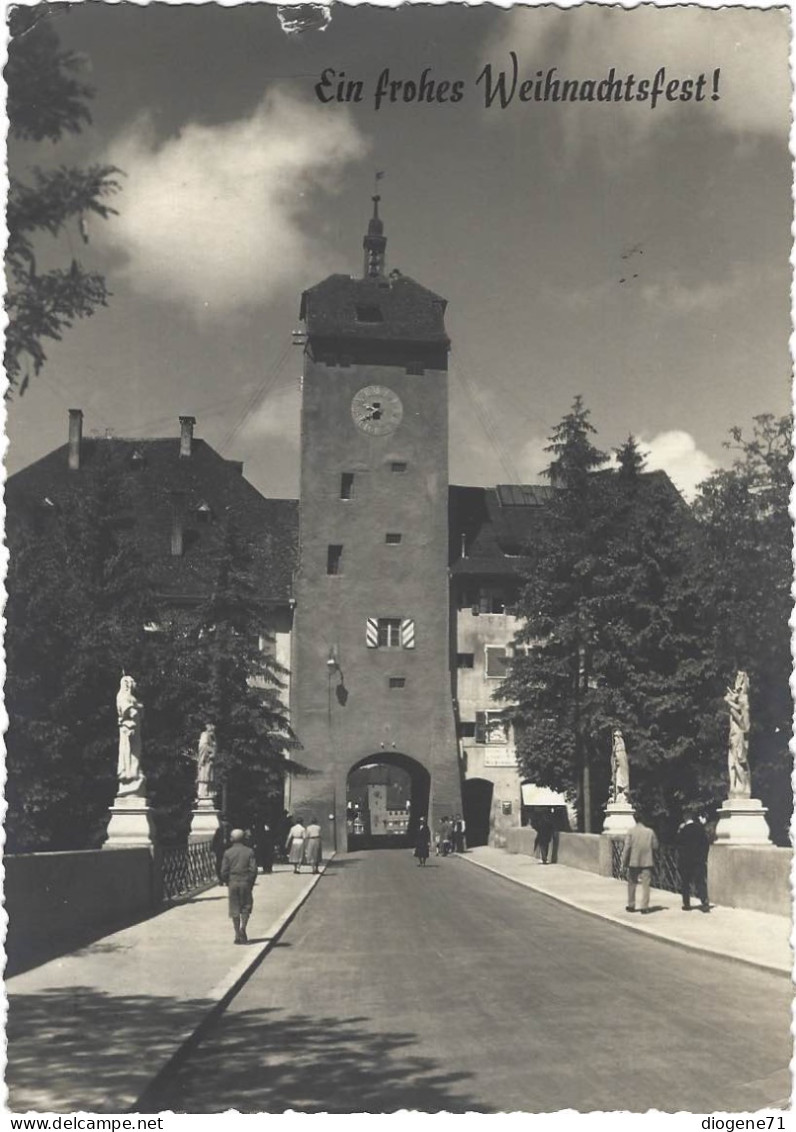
<box><xmin>153</xmin><ymin>520</ymin><xmax>298</xmax><ymax>836</ymax></box>
<box><xmin>499</xmin><ymin>407</ymin><xmax>717</xmax><ymax>835</ymax></box>
<box><xmin>498</xmin><ymin>397</ymin><xmax>609</xmax><ymax>830</ymax></box>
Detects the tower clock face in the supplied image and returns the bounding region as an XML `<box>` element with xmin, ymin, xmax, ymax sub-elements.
<box><xmin>351</xmin><ymin>385</ymin><xmax>403</xmax><ymax>436</ymax></box>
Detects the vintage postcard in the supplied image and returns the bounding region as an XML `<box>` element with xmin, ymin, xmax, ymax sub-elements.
<box><xmin>4</xmin><ymin>0</ymin><xmax>792</xmax><ymax>1120</ymax></box>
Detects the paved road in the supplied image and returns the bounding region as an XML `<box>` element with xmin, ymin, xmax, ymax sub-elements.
<box><xmin>147</xmin><ymin>851</ymin><xmax>791</xmax><ymax>1113</ymax></box>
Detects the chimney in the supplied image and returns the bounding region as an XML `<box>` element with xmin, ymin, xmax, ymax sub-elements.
<box><xmin>170</xmin><ymin>492</ymin><xmax>186</xmax><ymax>557</ymax></box>
<box><xmin>179</xmin><ymin>415</ymin><xmax>196</xmax><ymax>459</ymax></box>
<box><xmin>68</xmin><ymin>409</ymin><xmax>83</xmax><ymax>471</ymax></box>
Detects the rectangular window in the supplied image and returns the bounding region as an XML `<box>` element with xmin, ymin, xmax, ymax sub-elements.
<box><xmin>485</xmin><ymin>646</ymin><xmax>509</xmax><ymax>679</ymax></box>
<box><xmin>385</xmin><ymin>532</ymin><xmax>402</xmax><ymax>545</ymax></box>
<box><xmin>388</xmin><ymin>677</ymin><xmax>406</xmax><ymax>689</ymax></box>
<box><xmin>458</xmin><ymin>721</ymin><xmax>476</xmax><ymax>738</ymax></box>
<box><xmin>327</xmin><ymin>545</ymin><xmax>343</xmax><ymax>575</ymax></box>
<box><xmin>340</xmin><ymin>473</ymin><xmax>354</xmax><ymax>500</ymax></box>
<box><xmin>456</xmin><ymin>653</ymin><xmax>474</xmax><ymax>668</ymax></box>
<box><xmin>377</xmin><ymin>618</ymin><xmax>402</xmax><ymax>648</ymax></box>
<box><xmin>475</xmin><ymin>710</ymin><xmax>508</xmax><ymax>744</ymax></box>
<box><xmin>390</xmin><ymin>462</ymin><xmax>407</xmax><ymax>474</ymax></box>
<box><xmin>406</xmin><ymin>363</ymin><xmax>425</xmax><ymax>375</ymax></box>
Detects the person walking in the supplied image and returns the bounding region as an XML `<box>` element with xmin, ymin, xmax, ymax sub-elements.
<box><xmin>220</xmin><ymin>828</ymin><xmax>258</xmax><ymax>944</ymax></box>
<box><xmin>286</xmin><ymin>817</ymin><xmax>306</xmax><ymax>873</ymax></box>
<box><xmin>304</xmin><ymin>816</ymin><xmax>323</xmax><ymax>874</ymax></box>
<box><xmin>622</xmin><ymin>810</ymin><xmax>659</xmax><ymax>915</ymax></box>
<box><xmin>676</xmin><ymin>810</ymin><xmax>711</xmax><ymax>913</ymax></box>
<box><xmin>257</xmin><ymin>822</ymin><xmax>275</xmax><ymax>874</ymax></box>
<box><xmin>533</xmin><ymin>808</ymin><xmax>555</xmax><ymax>865</ymax></box>
<box><xmin>452</xmin><ymin>814</ymin><xmax>465</xmax><ymax>854</ymax></box>
<box><xmin>414</xmin><ymin>817</ymin><xmax>432</xmax><ymax>867</ymax></box>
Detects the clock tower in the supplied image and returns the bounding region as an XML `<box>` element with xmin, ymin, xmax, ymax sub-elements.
<box><xmin>290</xmin><ymin>198</ymin><xmax>462</xmax><ymax>848</ymax></box>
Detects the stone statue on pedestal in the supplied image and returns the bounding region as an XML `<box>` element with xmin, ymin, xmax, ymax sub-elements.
<box><xmin>724</xmin><ymin>671</ymin><xmax>751</xmax><ymax>798</ymax></box>
<box><xmin>196</xmin><ymin>723</ymin><xmax>217</xmax><ymax>801</ymax></box>
<box><xmin>611</xmin><ymin>728</ymin><xmax>630</xmax><ymax>803</ymax></box>
<box><xmin>116</xmin><ymin>675</ymin><xmax>146</xmax><ymax>798</ymax></box>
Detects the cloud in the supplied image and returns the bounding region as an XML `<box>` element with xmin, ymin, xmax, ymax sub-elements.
<box><xmin>517</xmin><ymin>435</ymin><xmax>550</xmax><ymax>481</ymax></box>
<box><xmin>99</xmin><ymin>91</ymin><xmax>367</xmax><ymax>314</ymax></box>
<box><xmin>484</xmin><ymin>7</ymin><xmax>789</xmax><ymax>145</ymax></box>
<box><xmin>637</xmin><ymin>430</ymin><xmax>716</xmax><ymax>500</ymax></box>
<box><xmin>241</xmin><ymin>379</ymin><xmax>300</xmax><ymax>441</ymax></box>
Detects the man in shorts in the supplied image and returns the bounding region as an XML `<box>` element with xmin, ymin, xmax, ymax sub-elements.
<box><xmin>220</xmin><ymin>828</ymin><xmax>258</xmax><ymax>943</ymax></box>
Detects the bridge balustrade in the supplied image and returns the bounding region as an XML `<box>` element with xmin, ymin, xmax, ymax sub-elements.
<box><xmin>160</xmin><ymin>838</ymin><xmax>218</xmax><ymax>903</ymax></box>
<box><xmin>610</xmin><ymin>839</ymin><xmax>685</xmax><ymax>895</ymax></box>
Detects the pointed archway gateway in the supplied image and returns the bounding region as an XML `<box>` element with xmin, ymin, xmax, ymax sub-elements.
<box><xmin>346</xmin><ymin>752</ymin><xmax>431</xmax><ymax>850</ymax></box>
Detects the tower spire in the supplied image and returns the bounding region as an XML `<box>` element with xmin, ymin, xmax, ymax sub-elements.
<box><xmin>363</xmin><ymin>193</ymin><xmax>387</xmax><ymax>278</ymax></box>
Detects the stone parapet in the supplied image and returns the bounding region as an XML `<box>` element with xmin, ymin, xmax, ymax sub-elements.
<box><xmin>707</xmin><ymin>843</ymin><xmax>792</xmax><ymax>918</ymax></box>
<box><xmin>5</xmin><ymin>847</ymin><xmax>156</xmax><ymax>975</ymax></box>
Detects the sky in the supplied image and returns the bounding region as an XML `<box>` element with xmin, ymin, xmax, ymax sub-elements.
<box><xmin>7</xmin><ymin>2</ymin><xmax>792</xmax><ymax>501</ymax></box>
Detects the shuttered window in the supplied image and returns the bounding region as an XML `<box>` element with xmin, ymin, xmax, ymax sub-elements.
<box><xmin>366</xmin><ymin>618</ymin><xmax>416</xmax><ymax>649</ymax></box>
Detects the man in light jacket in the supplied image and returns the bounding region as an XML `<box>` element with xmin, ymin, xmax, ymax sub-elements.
<box><xmin>622</xmin><ymin>811</ymin><xmax>659</xmax><ymax>915</ymax></box>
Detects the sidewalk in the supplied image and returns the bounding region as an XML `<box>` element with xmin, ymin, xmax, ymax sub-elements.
<box><xmin>5</xmin><ymin>860</ymin><xmax>333</xmax><ymax>1114</ymax></box>
<box><xmin>459</xmin><ymin>845</ymin><xmax>792</xmax><ymax>976</ymax></box>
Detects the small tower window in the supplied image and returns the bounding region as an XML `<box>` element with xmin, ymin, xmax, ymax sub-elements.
<box><xmin>390</xmin><ymin>462</ymin><xmax>407</xmax><ymax>474</ymax></box>
<box><xmin>388</xmin><ymin>676</ymin><xmax>406</xmax><ymax>689</ymax></box>
<box><xmin>340</xmin><ymin>473</ymin><xmax>355</xmax><ymax>500</ymax></box>
<box><xmin>355</xmin><ymin>305</ymin><xmax>384</xmax><ymax>323</ymax></box>
<box><xmin>196</xmin><ymin>501</ymin><xmax>213</xmax><ymax>524</ymax></box>
<box><xmin>327</xmin><ymin>545</ymin><xmax>344</xmax><ymax>575</ymax></box>
<box><xmin>385</xmin><ymin>533</ymin><xmax>402</xmax><ymax>545</ymax></box>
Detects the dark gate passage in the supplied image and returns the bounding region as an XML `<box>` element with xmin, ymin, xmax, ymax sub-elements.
<box><xmin>346</xmin><ymin>753</ymin><xmax>430</xmax><ymax>850</ymax></box>
<box><xmin>462</xmin><ymin>778</ymin><xmax>493</xmax><ymax>847</ymax></box>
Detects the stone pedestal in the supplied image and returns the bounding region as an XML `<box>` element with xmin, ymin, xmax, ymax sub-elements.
<box><xmin>105</xmin><ymin>796</ymin><xmax>157</xmax><ymax>847</ymax></box>
<box><xmin>714</xmin><ymin>796</ymin><xmax>772</xmax><ymax>845</ymax></box>
<box><xmin>190</xmin><ymin>800</ymin><xmax>221</xmax><ymax>841</ymax></box>
<box><xmin>601</xmin><ymin>800</ymin><xmax>636</xmax><ymax>837</ymax></box>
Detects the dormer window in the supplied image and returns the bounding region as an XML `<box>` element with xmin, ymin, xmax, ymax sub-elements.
<box><xmin>196</xmin><ymin>502</ymin><xmax>213</xmax><ymax>523</ymax></box>
<box><xmin>355</xmin><ymin>305</ymin><xmax>384</xmax><ymax>323</ymax></box>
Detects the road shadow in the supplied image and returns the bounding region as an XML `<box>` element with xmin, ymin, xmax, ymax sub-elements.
<box><xmin>142</xmin><ymin>1005</ymin><xmax>486</xmax><ymax>1114</ymax></box>
<box><xmin>7</xmin><ymin>986</ymin><xmax>217</xmax><ymax>1113</ymax></box>
<box><xmin>8</xmin><ymin>988</ymin><xmax>484</xmax><ymax>1114</ymax></box>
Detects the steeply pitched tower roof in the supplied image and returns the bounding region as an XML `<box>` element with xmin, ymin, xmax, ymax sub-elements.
<box><xmin>300</xmin><ymin>198</ymin><xmax>449</xmax><ymax>347</ymax></box>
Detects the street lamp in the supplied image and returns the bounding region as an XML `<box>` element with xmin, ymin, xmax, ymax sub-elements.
<box><xmin>327</xmin><ymin>647</ymin><xmax>341</xmax><ymax>851</ymax></box>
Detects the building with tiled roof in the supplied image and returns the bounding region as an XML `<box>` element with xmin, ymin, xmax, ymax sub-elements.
<box><xmin>7</xmin><ymin>414</ymin><xmax>298</xmax><ymax>607</ymax></box>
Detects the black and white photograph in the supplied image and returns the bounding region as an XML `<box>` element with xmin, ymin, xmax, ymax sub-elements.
<box><xmin>4</xmin><ymin>0</ymin><xmax>793</xmax><ymax>1118</ymax></box>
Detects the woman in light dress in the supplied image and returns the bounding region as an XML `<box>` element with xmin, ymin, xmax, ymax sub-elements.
<box><xmin>303</xmin><ymin>817</ymin><xmax>323</xmax><ymax>874</ymax></box>
<box><xmin>285</xmin><ymin>818</ymin><xmax>307</xmax><ymax>874</ymax></box>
